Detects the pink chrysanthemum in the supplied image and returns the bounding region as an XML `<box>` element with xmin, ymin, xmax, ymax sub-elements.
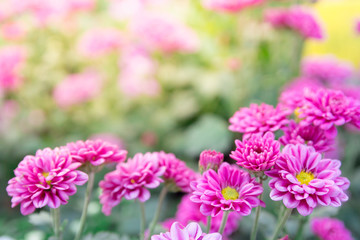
<box><xmin>229</xmin><ymin>103</ymin><xmax>290</xmax><ymax>138</ymax></box>
<box><xmin>190</xmin><ymin>163</ymin><xmax>264</xmax><ymax>217</ymax></box>
<box><xmin>6</xmin><ymin>148</ymin><xmax>88</xmax><ymax>215</ymax></box>
<box><xmin>99</xmin><ymin>153</ymin><xmax>165</xmax><ymax>215</ymax></box>
<box><xmin>280</xmin><ymin>120</ymin><xmax>337</xmax><ymax>153</ymax></box>
<box><xmin>311</xmin><ymin>217</ymin><xmax>353</xmax><ymax>240</ymax></box>
<box><xmin>156</xmin><ymin>151</ymin><xmax>198</xmax><ymax>192</ymax></box>
<box><xmin>302</xmin><ymin>57</ymin><xmax>354</xmax><ymax>85</ymax></box>
<box><xmin>202</xmin><ymin>0</ymin><xmax>263</xmax><ymax>13</ymax></box>
<box><xmin>199</xmin><ymin>149</ymin><xmax>224</xmax><ymax>172</ymax></box>
<box><xmin>163</xmin><ymin>194</ymin><xmax>241</xmax><ymax>237</ymax></box>
<box><xmin>265</xmin><ymin>7</ymin><xmax>324</xmax><ymax>40</ymax></box>
<box><xmin>152</xmin><ymin>222</ymin><xmax>222</xmax><ymax>240</ymax></box>
<box><xmin>230</xmin><ymin>132</ymin><xmax>280</xmax><ymax>172</ymax></box>
<box><xmin>266</xmin><ymin>144</ymin><xmax>350</xmax><ymax>216</ymax></box>
<box><xmin>66</xmin><ymin>139</ymin><xmax>127</xmax><ymax>167</ymax></box>
<box><xmin>298</xmin><ymin>88</ymin><xmax>360</xmax><ymax>130</ymax></box>
<box><xmin>0</xmin><ymin>45</ymin><xmax>26</xmax><ymax>90</ymax></box>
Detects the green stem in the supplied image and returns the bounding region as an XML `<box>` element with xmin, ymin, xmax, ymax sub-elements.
<box><xmin>218</xmin><ymin>211</ymin><xmax>230</xmax><ymax>235</ymax></box>
<box><xmin>139</xmin><ymin>201</ymin><xmax>146</xmax><ymax>240</ymax></box>
<box><xmin>148</xmin><ymin>187</ymin><xmax>168</xmax><ymax>239</ymax></box>
<box><xmin>206</xmin><ymin>216</ymin><xmax>212</xmax><ymax>233</ymax></box>
<box><xmin>74</xmin><ymin>171</ymin><xmax>95</xmax><ymax>240</ymax></box>
<box><xmin>250</xmin><ymin>178</ymin><xmax>263</xmax><ymax>240</ymax></box>
<box><xmin>51</xmin><ymin>207</ymin><xmax>62</xmax><ymax>240</ymax></box>
<box><xmin>270</xmin><ymin>208</ymin><xmax>293</xmax><ymax>240</ymax></box>
<box><xmin>294</xmin><ymin>216</ymin><xmax>309</xmax><ymax>240</ymax></box>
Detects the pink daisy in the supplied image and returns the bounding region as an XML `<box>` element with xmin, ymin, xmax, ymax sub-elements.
<box><xmin>230</xmin><ymin>131</ymin><xmax>280</xmax><ymax>172</ymax></box>
<box><xmin>199</xmin><ymin>149</ymin><xmax>224</xmax><ymax>172</ymax></box>
<box><xmin>6</xmin><ymin>147</ymin><xmax>88</xmax><ymax>215</ymax></box>
<box><xmin>202</xmin><ymin>0</ymin><xmax>263</xmax><ymax>13</ymax></box>
<box><xmin>99</xmin><ymin>152</ymin><xmax>165</xmax><ymax>215</ymax></box>
<box><xmin>229</xmin><ymin>103</ymin><xmax>290</xmax><ymax>138</ymax></box>
<box><xmin>66</xmin><ymin>139</ymin><xmax>127</xmax><ymax>167</ymax></box>
<box><xmin>266</xmin><ymin>144</ymin><xmax>350</xmax><ymax>216</ymax></box>
<box><xmin>152</xmin><ymin>222</ymin><xmax>222</xmax><ymax>240</ymax></box>
<box><xmin>311</xmin><ymin>217</ymin><xmax>353</xmax><ymax>240</ymax></box>
<box><xmin>190</xmin><ymin>163</ymin><xmax>264</xmax><ymax>217</ymax></box>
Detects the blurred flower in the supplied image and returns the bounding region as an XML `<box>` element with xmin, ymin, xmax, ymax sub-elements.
<box><xmin>156</xmin><ymin>151</ymin><xmax>198</xmax><ymax>192</ymax></box>
<box><xmin>141</xmin><ymin>131</ymin><xmax>158</xmax><ymax>147</ymax></box>
<box><xmin>66</xmin><ymin>139</ymin><xmax>127</xmax><ymax>168</ymax></box>
<box><xmin>190</xmin><ymin>162</ymin><xmax>264</xmax><ymax>217</ymax></box>
<box><xmin>265</xmin><ymin>7</ymin><xmax>324</xmax><ymax>40</ymax></box>
<box><xmin>0</xmin><ymin>45</ymin><xmax>26</xmax><ymax>91</ymax></box>
<box><xmin>202</xmin><ymin>0</ymin><xmax>263</xmax><ymax>13</ymax></box>
<box><xmin>229</xmin><ymin>103</ymin><xmax>290</xmax><ymax>139</ymax></box>
<box><xmin>53</xmin><ymin>70</ymin><xmax>102</xmax><ymax>108</ymax></box>
<box><xmin>230</xmin><ymin>132</ymin><xmax>280</xmax><ymax>172</ymax></box>
<box><xmin>355</xmin><ymin>19</ymin><xmax>360</xmax><ymax>34</ymax></box>
<box><xmin>77</xmin><ymin>28</ymin><xmax>124</xmax><ymax>58</ymax></box>
<box><xmin>302</xmin><ymin>56</ymin><xmax>354</xmax><ymax>85</ymax></box>
<box><xmin>152</xmin><ymin>222</ymin><xmax>222</xmax><ymax>240</ymax></box>
<box><xmin>1</xmin><ymin>22</ymin><xmax>26</xmax><ymax>40</ymax></box>
<box><xmin>280</xmin><ymin>120</ymin><xmax>337</xmax><ymax>153</ymax></box>
<box><xmin>266</xmin><ymin>144</ymin><xmax>350</xmax><ymax>216</ymax></box>
<box><xmin>311</xmin><ymin>217</ymin><xmax>353</xmax><ymax>240</ymax></box>
<box><xmin>99</xmin><ymin>152</ymin><xmax>165</xmax><ymax>215</ymax></box>
<box><xmin>0</xmin><ymin>100</ymin><xmax>19</xmax><ymax>133</ymax></box>
<box><xmin>89</xmin><ymin>133</ymin><xmax>125</xmax><ymax>149</ymax></box>
<box><xmin>199</xmin><ymin>149</ymin><xmax>224</xmax><ymax>173</ymax></box>
<box><xmin>6</xmin><ymin>147</ymin><xmax>88</xmax><ymax>215</ymax></box>
<box><xmin>118</xmin><ymin>45</ymin><xmax>160</xmax><ymax>97</ymax></box>
<box><xmin>279</xmin><ymin>236</ymin><xmax>289</xmax><ymax>240</ymax></box>
<box><xmin>132</xmin><ymin>15</ymin><xmax>199</xmax><ymax>54</ymax></box>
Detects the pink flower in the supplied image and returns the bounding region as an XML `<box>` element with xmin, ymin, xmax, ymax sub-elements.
<box><xmin>0</xmin><ymin>46</ymin><xmax>26</xmax><ymax>90</ymax></box>
<box><xmin>202</xmin><ymin>0</ymin><xmax>263</xmax><ymax>13</ymax></box>
<box><xmin>99</xmin><ymin>152</ymin><xmax>165</xmax><ymax>215</ymax></box>
<box><xmin>355</xmin><ymin>19</ymin><xmax>360</xmax><ymax>34</ymax></box>
<box><xmin>132</xmin><ymin>15</ymin><xmax>199</xmax><ymax>54</ymax></box>
<box><xmin>199</xmin><ymin>150</ymin><xmax>224</xmax><ymax>172</ymax></box>
<box><xmin>156</xmin><ymin>151</ymin><xmax>198</xmax><ymax>192</ymax></box>
<box><xmin>6</xmin><ymin>148</ymin><xmax>88</xmax><ymax>215</ymax></box>
<box><xmin>302</xmin><ymin>57</ymin><xmax>354</xmax><ymax>85</ymax></box>
<box><xmin>229</xmin><ymin>103</ymin><xmax>290</xmax><ymax>138</ymax></box>
<box><xmin>230</xmin><ymin>132</ymin><xmax>280</xmax><ymax>172</ymax></box>
<box><xmin>191</xmin><ymin>163</ymin><xmax>264</xmax><ymax>217</ymax></box>
<box><xmin>266</xmin><ymin>144</ymin><xmax>350</xmax><ymax>216</ymax></box>
<box><xmin>298</xmin><ymin>88</ymin><xmax>360</xmax><ymax>130</ymax></box>
<box><xmin>53</xmin><ymin>70</ymin><xmax>102</xmax><ymax>108</ymax></box>
<box><xmin>152</xmin><ymin>222</ymin><xmax>222</xmax><ymax>240</ymax></box>
<box><xmin>1</xmin><ymin>22</ymin><xmax>26</xmax><ymax>40</ymax></box>
<box><xmin>77</xmin><ymin>28</ymin><xmax>124</xmax><ymax>58</ymax></box>
<box><xmin>280</xmin><ymin>120</ymin><xmax>337</xmax><ymax>153</ymax></box>
<box><xmin>163</xmin><ymin>194</ymin><xmax>241</xmax><ymax>237</ymax></box>
<box><xmin>311</xmin><ymin>217</ymin><xmax>353</xmax><ymax>240</ymax></box>
<box><xmin>265</xmin><ymin>7</ymin><xmax>324</xmax><ymax>40</ymax></box>
<box><xmin>66</xmin><ymin>139</ymin><xmax>127</xmax><ymax>167</ymax></box>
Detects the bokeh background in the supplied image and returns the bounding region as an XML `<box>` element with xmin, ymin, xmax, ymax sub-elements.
<box><xmin>1</xmin><ymin>0</ymin><xmax>360</xmax><ymax>239</ymax></box>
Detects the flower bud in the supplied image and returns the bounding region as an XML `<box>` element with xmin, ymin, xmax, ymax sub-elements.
<box><xmin>199</xmin><ymin>149</ymin><xmax>224</xmax><ymax>173</ymax></box>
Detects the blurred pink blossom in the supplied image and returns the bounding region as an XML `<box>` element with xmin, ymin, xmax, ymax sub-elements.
<box><xmin>1</xmin><ymin>22</ymin><xmax>26</xmax><ymax>40</ymax></box>
<box><xmin>53</xmin><ymin>70</ymin><xmax>103</xmax><ymax>108</ymax></box>
<box><xmin>311</xmin><ymin>217</ymin><xmax>353</xmax><ymax>240</ymax></box>
<box><xmin>0</xmin><ymin>46</ymin><xmax>26</xmax><ymax>91</ymax></box>
<box><xmin>202</xmin><ymin>0</ymin><xmax>263</xmax><ymax>13</ymax></box>
<box><xmin>355</xmin><ymin>19</ymin><xmax>360</xmax><ymax>34</ymax></box>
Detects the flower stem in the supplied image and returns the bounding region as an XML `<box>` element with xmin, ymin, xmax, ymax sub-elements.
<box><xmin>250</xmin><ymin>178</ymin><xmax>263</xmax><ymax>240</ymax></box>
<box><xmin>139</xmin><ymin>201</ymin><xmax>146</xmax><ymax>240</ymax></box>
<box><xmin>270</xmin><ymin>208</ymin><xmax>293</xmax><ymax>240</ymax></box>
<box><xmin>294</xmin><ymin>215</ymin><xmax>309</xmax><ymax>240</ymax></box>
<box><xmin>206</xmin><ymin>216</ymin><xmax>212</xmax><ymax>233</ymax></box>
<box><xmin>51</xmin><ymin>207</ymin><xmax>62</xmax><ymax>240</ymax></box>
<box><xmin>74</xmin><ymin>171</ymin><xmax>95</xmax><ymax>240</ymax></box>
<box><xmin>218</xmin><ymin>211</ymin><xmax>230</xmax><ymax>235</ymax></box>
<box><xmin>148</xmin><ymin>187</ymin><xmax>168</xmax><ymax>239</ymax></box>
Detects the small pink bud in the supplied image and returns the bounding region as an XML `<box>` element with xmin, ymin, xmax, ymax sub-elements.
<box><xmin>199</xmin><ymin>149</ymin><xmax>224</xmax><ymax>173</ymax></box>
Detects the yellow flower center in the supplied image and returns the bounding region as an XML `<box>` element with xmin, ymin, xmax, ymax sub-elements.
<box><xmin>294</xmin><ymin>107</ymin><xmax>303</xmax><ymax>122</ymax></box>
<box><xmin>221</xmin><ymin>187</ymin><xmax>239</xmax><ymax>200</ymax></box>
<box><xmin>42</xmin><ymin>172</ymin><xmax>52</xmax><ymax>185</ymax></box>
<box><xmin>296</xmin><ymin>170</ymin><xmax>315</xmax><ymax>185</ymax></box>
<box><xmin>130</xmin><ymin>179</ymin><xmax>136</xmax><ymax>184</ymax></box>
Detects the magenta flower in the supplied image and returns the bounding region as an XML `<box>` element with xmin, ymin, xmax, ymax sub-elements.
<box><xmin>191</xmin><ymin>163</ymin><xmax>264</xmax><ymax>217</ymax></box>
<box><xmin>199</xmin><ymin>150</ymin><xmax>224</xmax><ymax>172</ymax></box>
<box><xmin>266</xmin><ymin>144</ymin><xmax>350</xmax><ymax>216</ymax></box>
<box><xmin>6</xmin><ymin>148</ymin><xmax>88</xmax><ymax>215</ymax></box>
<box><xmin>230</xmin><ymin>132</ymin><xmax>280</xmax><ymax>172</ymax></box>
<box><xmin>355</xmin><ymin>19</ymin><xmax>360</xmax><ymax>34</ymax></box>
<box><xmin>99</xmin><ymin>152</ymin><xmax>165</xmax><ymax>215</ymax></box>
<box><xmin>280</xmin><ymin>120</ymin><xmax>337</xmax><ymax>153</ymax></box>
<box><xmin>66</xmin><ymin>139</ymin><xmax>127</xmax><ymax>167</ymax></box>
<box><xmin>152</xmin><ymin>222</ymin><xmax>222</xmax><ymax>240</ymax></box>
<box><xmin>311</xmin><ymin>217</ymin><xmax>353</xmax><ymax>240</ymax></box>
<box><xmin>298</xmin><ymin>88</ymin><xmax>360</xmax><ymax>130</ymax></box>
<box><xmin>0</xmin><ymin>45</ymin><xmax>26</xmax><ymax>90</ymax></box>
<box><xmin>202</xmin><ymin>0</ymin><xmax>263</xmax><ymax>13</ymax></box>
<box><xmin>265</xmin><ymin>7</ymin><xmax>324</xmax><ymax>40</ymax></box>
<box><xmin>156</xmin><ymin>151</ymin><xmax>198</xmax><ymax>192</ymax></box>
<box><xmin>229</xmin><ymin>103</ymin><xmax>290</xmax><ymax>138</ymax></box>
